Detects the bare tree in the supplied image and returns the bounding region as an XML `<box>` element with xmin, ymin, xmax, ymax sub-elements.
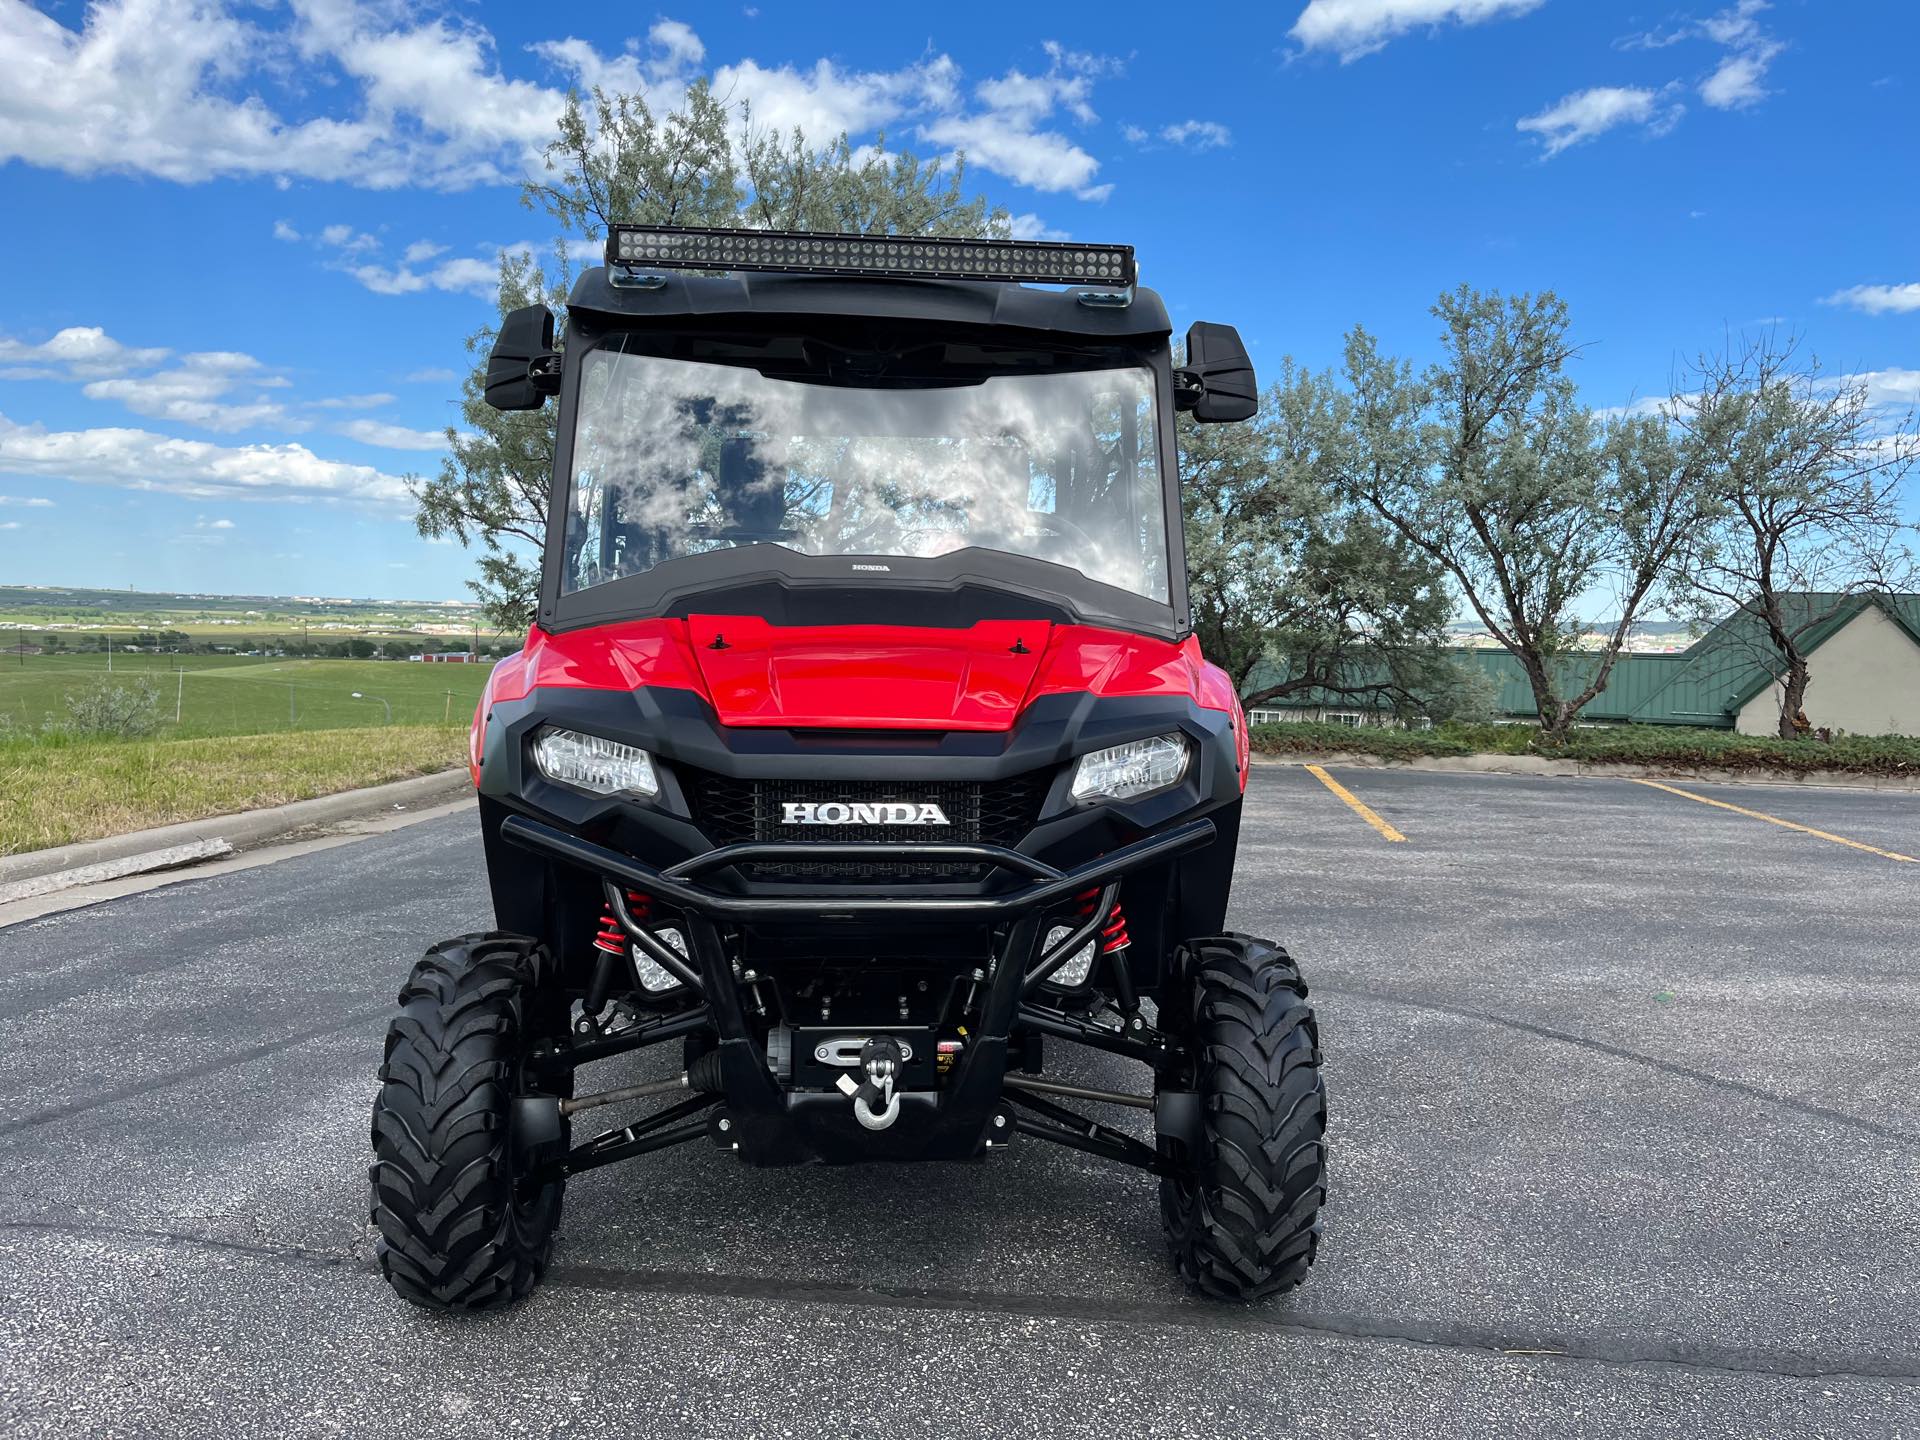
<box><xmin>1337</xmin><ymin>287</ymin><xmax>1715</xmax><ymax>741</ymax></box>
<box><xmin>1667</xmin><ymin>333</ymin><xmax>1918</xmax><ymax>738</ymax></box>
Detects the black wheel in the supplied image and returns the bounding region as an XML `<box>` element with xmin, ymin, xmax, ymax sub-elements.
<box><xmin>369</xmin><ymin>932</ymin><xmax>571</xmax><ymax>1310</ymax></box>
<box><xmin>1158</xmin><ymin>933</ymin><xmax>1327</xmax><ymax>1301</ymax></box>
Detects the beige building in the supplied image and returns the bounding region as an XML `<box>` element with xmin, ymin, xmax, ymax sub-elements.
<box><xmin>1735</xmin><ymin>597</ymin><xmax>1920</xmax><ymax>737</ymax></box>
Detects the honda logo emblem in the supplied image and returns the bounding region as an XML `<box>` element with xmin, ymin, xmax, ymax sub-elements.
<box><xmin>781</xmin><ymin>801</ymin><xmax>950</xmax><ymax>826</ymax></box>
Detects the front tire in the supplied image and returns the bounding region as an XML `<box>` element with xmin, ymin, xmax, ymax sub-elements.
<box><xmin>1159</xmin><ymin>934</ymin><xmax>1327</xmax><ymax>1301</ymax></box>
<box><xmin>369</xmin><ymin>932</ymin><xmax>570</xmax><ymax>1310</ymax></box>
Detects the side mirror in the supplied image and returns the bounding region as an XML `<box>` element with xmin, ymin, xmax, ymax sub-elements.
<box><xmin>1175</xmin><ymin>321</ymin><xmax>1257</xmax><ymax>424</ymax></box>
<box><xmin>484</xmin><ymin>305</ymin><xmax>561</xmax><ymax>411</ymax></box>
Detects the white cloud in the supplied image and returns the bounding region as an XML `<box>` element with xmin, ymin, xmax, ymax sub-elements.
<box><xmin>1700</xmin><ymin>52</ymin><xmax>1766</xmax><ymax>109</ymax></box>
<box><xmin>336</xmin><ymin>419</ymin><xmax>448</xmax><ymax>451</ymax></box>
<box><xmin>306</xmin><ymin>392</ymin><xmax>398</xmax><ymax>410</ymax></box>
<box><xmin>0</xmin><ymin>521</ymin><xmax>20</xmax><ymax>531</ymax></box>
<box><xmin>0</xmin><ymin>411</ymin><xmax>413</xmax><ymax>508</ymax></box>
<box><xmin>401</xmin><ymin>239</ymin><xmax>447</xmax><ymax>264</ymax></box>
<box><xmin>1618</xmin><ymin>1</ymin><xmax>1783</xmax><ymax>113</ymax></box>
<box><xmin>1</xmin><ymin>7</ymin><xmax>1128</xmax><ymax>202</ymax></box>
<box><xmin>1009</xmin><ymin>213</ymin><xmax>1069</xmax><ymax>241</ymax></box>
<box><xmin>80</xmin><ymin>351</ymin><xmax>293</xmax><ymax>432</ymax></box>
<box><xmin>0</xmin><ymin>0</ymin><xmax>681</xmax><ymax>191</ymax></box>
<box><xmin>1517</xmin><ymin>86</ymin><xmax>1682</xmax><ymax>157</ymax></box>
<box><xmin>1160</xmin><ymin>120</ymin><xmax>1231</xmax><ymax>150</ymax></box>
<box><xmin>1120</xmin><ymin>123</ymin><xmax>1148</xmax><ymax>145</ymax></box>
<box><xmin>1290</xmin><ymin>0</ymin><xmax>1543</xmax><ymax>62</ymax></box>
<box><xmin>272</xmin><ymin>219</ymin><xmax>302</xmax><ymax>242</ymax></box>
<box><xmin>920</xmin><ymin>115</ymin><xmax>1102</xmax><ymax>196</ymax></box>
<box><xmin>1847</xmin><ymin>368</ymin><xmax>1920</xmax><ymax>409</ymax></box>
<box><xmin>0</xmin><ymin>496</ymin><xmax>55</xmax><ymax>507</ymax></box>
<box><xmin>346</xmin><ymin>254</ymin><xmax>502</xmax><ymax>298</ymax></box>
<box><xmin>0</xmin><ymin>326</ymin><xmax>170</xmax><ymax>379</ymax></box>
<box><xmin>1698</xmin><ymin>1</ymin><xmax>1782</xmax><ymax>109</ymax></box>
<box><xmin>1821</xmin><ymin>283</ymin><xmax>1920</xmax><ymax>317</ymax></box>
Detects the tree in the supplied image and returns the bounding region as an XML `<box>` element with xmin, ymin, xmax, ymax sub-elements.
<box><xmin>1336</xmin><ymin>286</ymin><xmax>1714</xmax><ymax>741</ymax></box>
<box><xmin>1667</xmin><ymin>333</ymin><xmax>1918</xmax><ymax>738</ymax></box>
<box><xmin>414</xmin><ymin>85</ymin><xmax>1010</xmax><ymax>629</ymax></box>
<box><xmin>1181</xmin><ymin>360</ymin><xmax>1452</xmax><ymax>712</ymax></box>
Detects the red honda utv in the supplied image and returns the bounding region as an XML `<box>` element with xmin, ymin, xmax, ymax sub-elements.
<box><xmin>369</xmin><ymin>226</ymin><xmax>1327</xmax><ymax>1309</ymax></box>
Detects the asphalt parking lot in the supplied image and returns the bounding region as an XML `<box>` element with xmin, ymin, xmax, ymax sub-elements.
<box><xmin>1</xmin><ymin>764</ymin><xmax>1916</xmax><ymax>1438</ymax></box>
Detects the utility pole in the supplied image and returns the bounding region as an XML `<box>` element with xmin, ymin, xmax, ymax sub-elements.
<box><xmin>106</xmin><ymin>633</ymin><xmax>112</xmax><ymax>673</ymax></box>
<box><xmin>444</xmin><ymin>690</ymin><xmax>453</xmax><ymax>723</ymax></box>
<box><xmin>289</xmin><ymin>685</ymin><xmax>296</xmax><ymax>726</ymax></box>
<box><xmin>176</xmin><ymin>666</ymin><xmax>184</xmax><ymax>724</ymax></box>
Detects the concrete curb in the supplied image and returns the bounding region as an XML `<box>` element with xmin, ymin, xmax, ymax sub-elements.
<box><xmin>0</xmin><ymin>768</ymin><xmax>475</xmax><ymax>888</ymax></box>
<box><xmin>1252</xmin><ymin>750</ymin><xmax>1920</xmax><ymax>791</ymax></box>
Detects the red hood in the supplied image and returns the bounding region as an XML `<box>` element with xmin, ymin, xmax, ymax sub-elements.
<box><xmin>686</xmin><ymin>615</ymin><xmax>1047</xmax><ymax>730</ymax></box>
<box><xmin>482</xmin><ymin>616</ymin><xmax>1239</xmax><ymax>737</ymax></box>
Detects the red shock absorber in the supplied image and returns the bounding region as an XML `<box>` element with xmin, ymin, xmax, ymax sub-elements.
<box><xmin>1072</xmin><ymin>886</ymin><xmax>1131</xmax><ymax>953</ymax></box>
<box><xmin>593</xmin><ymin>890</ymin><xmax>651</xmax><ymax>954</ymax></box>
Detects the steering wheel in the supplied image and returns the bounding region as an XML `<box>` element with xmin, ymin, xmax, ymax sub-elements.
<box><xmin>1030</xmin><ymin>512</ymin><xmax>1099</xmax><ymax>553</ymax></box>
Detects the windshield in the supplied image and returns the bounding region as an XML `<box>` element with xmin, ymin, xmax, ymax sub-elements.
<box><xmin>561</xmin><ymin>337</ymin><xmax>1169</xmax><ymax>606</ymax></box>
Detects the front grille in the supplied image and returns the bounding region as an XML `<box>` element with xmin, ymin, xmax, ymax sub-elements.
<box><xmin>685</xmin><ymin>772</ymin><xmax>1049</xmax><ymax>882</ymax></box>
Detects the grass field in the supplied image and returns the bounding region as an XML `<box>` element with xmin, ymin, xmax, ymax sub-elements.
<box><xmin>0</xmin><ymin>727</ymin><xmax>468</xmax><ymax>855</ymax></box>
<box><xmin>0</xmin><ymin>653</ymin><xmax>492</xmax><ymax>737</ymax></box>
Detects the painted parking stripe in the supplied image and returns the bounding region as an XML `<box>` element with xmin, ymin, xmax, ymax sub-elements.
<box><xmin>1630</xmin><ymin>779</ymin><xmax>1918</xmax><ymax>865</ymax></box>
<box><xmin>1304</xmin><ymin>764</ymin><xmax>1407</xmax><ymax>843</ymax></box>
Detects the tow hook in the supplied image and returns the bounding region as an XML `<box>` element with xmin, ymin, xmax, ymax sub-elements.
<box><xmin>838</xmin><ymin>1035</ymin><xmax>905</xmax><ymax>1131</ymax></box>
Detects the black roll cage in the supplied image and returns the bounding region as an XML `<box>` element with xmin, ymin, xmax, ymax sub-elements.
<box><xmin>535</xmin><ymin>272</ymin><xmax>1192</xmax><ymax>640</ymax></box>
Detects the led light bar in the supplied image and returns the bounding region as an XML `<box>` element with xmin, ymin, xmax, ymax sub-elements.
<box><xmin>605</xmin><ymin>224</ymin><xmax>1134</xmax><ymax>289</ymax></box>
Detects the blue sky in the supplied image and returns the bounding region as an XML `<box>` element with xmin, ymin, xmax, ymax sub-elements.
<box><xmin>0</xmin><ymin>0</ymin><xmax>1915</xmax><ymax>602</ymax></box>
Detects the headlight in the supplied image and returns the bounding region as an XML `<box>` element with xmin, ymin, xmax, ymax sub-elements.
<box><xmin>532</xmin><ymin>728</ymin><xmax>659</xmax><ymax>799</ymax></box>
<box><xmin>1069</xmin><ymin>733</ymin><xmax>1190</xmax><ymax>803</ymax></box>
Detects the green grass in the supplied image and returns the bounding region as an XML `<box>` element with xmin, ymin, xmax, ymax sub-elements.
<box><xmin>0</xmin><ymin>727</ymin><xmax>469</xmax><ymax>856</ymax></box>
<box><xmin>0</xmin><ymin>653</ymin><xmax>491</xmax><ymax>737</ymax></box>
<box><xmin>1248</xmin><ymin>721</ymin><xmax>1920</xmax><ymax>777</ymax></box>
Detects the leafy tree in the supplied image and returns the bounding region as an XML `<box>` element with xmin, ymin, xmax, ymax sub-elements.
<box><xmin>414</xmin><ymin>85</ymin><xmax>1010</xmax><ymax>629</ymax></box>
<box><xmin>1666</xmin><ymin>333</ymin><xmax>1918</xmax><ymax>737</ymax></box>
<box><xmin>1336</xmin><ymin>287</ymin><xmax>1714</xmax><ymax>741</ymax></box>
<box><xmin>1181</xmin><ymin>361</ymin><xmax>1451</xmax><ymax>712</ymax></box>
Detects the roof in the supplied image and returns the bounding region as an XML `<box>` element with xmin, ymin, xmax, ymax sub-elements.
<box><xmin>565</xmin><ymin>266</ymin><xmax>1173</xmax><ymax>341</ymax></box>
<box><xmin>1248</xmin><ymin>592</ymin><xmax>1920</xmax><ymax>727</ymax></box>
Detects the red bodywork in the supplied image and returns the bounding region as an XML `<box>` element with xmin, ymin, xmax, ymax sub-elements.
<box><xmin>473</xmin><ymin>617</ymin><xmax>1248</xmax><ymax>786</ymax></box>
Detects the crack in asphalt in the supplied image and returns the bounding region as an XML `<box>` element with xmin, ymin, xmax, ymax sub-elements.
<box><xmin>0</xmin><ymin>1007</ymin><xmax>390</xmax><ymax>1139</ymax></box>
<box><xmin>1318</xmin><ymin>984</ymin><xmax>1920</xmax><ymax>1149</ymax></box>
<box><xmin>0</xmin><ymin>1218</ymin><xmax>1914</xmax><ymax>1386</ymax></box>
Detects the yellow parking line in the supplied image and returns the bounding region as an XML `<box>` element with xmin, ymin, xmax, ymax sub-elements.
<box><xmin>1304</xmin><ymin>764</ymin><xmax>1407</xmax><ymax>843</ymax></box>
<box><xmin>1631</xmin><ymin>779</ymin><xmax>1918</xmax><ymax>864</ymax></box>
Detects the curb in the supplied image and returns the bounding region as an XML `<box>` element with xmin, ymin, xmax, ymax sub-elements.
<box><xmin>0</xmin><ymin>769</ymin><xmax>475</xmax><ymax>888</ymax></box>
<box><xmin>1251</xmin><ymin>751</ymin><xmax>1920</xmax><ymax>791</ymax></box>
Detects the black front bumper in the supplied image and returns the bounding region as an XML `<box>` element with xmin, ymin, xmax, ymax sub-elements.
<box><xmin>500</xmin><ymin>814</ymin><xmax>1213</xmax><ymax>1165</ymax></box>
